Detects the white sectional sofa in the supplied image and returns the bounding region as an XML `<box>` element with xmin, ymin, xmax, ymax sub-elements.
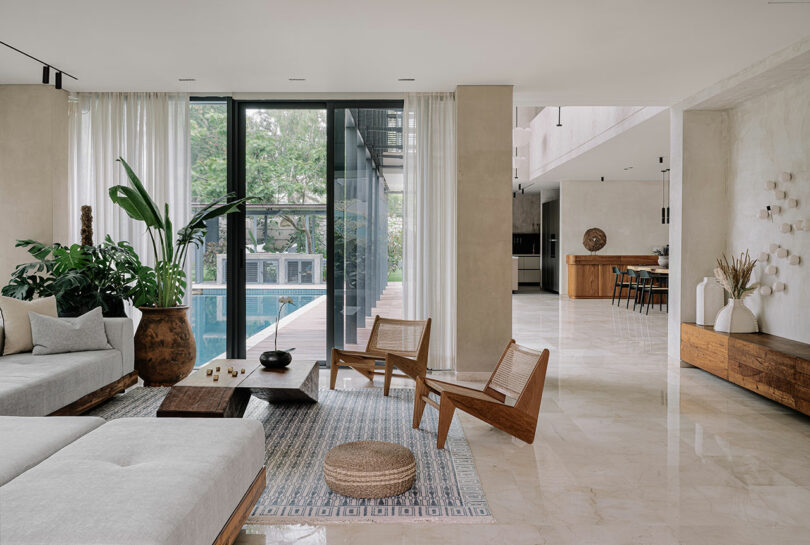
<box><xmin>0</xmin><ymin>317</ymin><xmax>136</xmax><ymax>416</ymax></box>
<box><xmin>0</xmin><ymin>416</ymin><xmax>266</xmax><ymax>545</ymax></box>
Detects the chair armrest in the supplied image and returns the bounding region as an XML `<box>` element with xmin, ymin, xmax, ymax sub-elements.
<box><xmin>385</xmin><ymin>352</ymin><xmax>425</xmax><ymax>379</ymax></box>
<box><xmin>103</xmin><ymin>318</ymin><xmax>134</xmax><ymax>374</ymax></box>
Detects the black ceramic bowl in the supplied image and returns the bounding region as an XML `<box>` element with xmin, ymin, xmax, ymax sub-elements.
<box><xmin>259</xmin><ymin>350</ymin><xmax>292</xmax><ymax>369</ymax></box>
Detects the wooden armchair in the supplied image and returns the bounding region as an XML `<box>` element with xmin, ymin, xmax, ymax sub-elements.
<box><xmin>413</xmin><ymin>340</ymin><xmax>549</xmax><ymax>449</ymax></box>
<box><xmin>330</xmin><ymin>316</ymin><xmax>431</xmax><ymax>396</ymax></box>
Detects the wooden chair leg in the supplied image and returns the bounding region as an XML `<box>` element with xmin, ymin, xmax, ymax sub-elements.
<box><xmin>329</xmin><ymin>349</ymin><xmax>339</xmax><ymax>390</ymax></box>
<box><xmin>436</xmin><ymin>396</ymin><xmax>456</xmax><ymax>449</ymax></box>
<box><xmin>383</xmin><ymin>360</ymin><xmax>394</xmax><ymax>396</ymax></box>
<box><xmin>413</xmin><ymin>378</ymin><xmax>428</xmax><ymax>429</ymax></box>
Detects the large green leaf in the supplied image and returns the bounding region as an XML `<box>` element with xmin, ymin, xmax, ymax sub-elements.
<box><xmin>116</xmin><ymin>158</ymin><xmax>163</xmax><ymax>228</ymax></box>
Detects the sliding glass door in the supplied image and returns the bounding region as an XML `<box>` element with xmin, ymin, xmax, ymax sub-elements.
<box><xmin>192</xmin><ymin>99</ymin><xmax>403</xmax><ymax>365</ymax></box>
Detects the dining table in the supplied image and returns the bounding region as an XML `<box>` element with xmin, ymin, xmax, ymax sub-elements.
<box><xmin>626</xmin><ymin>265</ymin><xmax>669</xmax><ymax>275</ymax></box>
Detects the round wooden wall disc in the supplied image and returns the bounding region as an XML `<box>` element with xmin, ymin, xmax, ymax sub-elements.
<box><xmin>583</xmin><ymin>228</ymin><xmax>607</xmax><ymax>252</ymax></box>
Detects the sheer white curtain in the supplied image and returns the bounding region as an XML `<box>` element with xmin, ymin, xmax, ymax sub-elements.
<box><xmin>402</xmin><ymin>92</ymin><xmax>457</xmax><ymax>370</ymax></box>
<box><xmin>68</xmin><ymin>92</ymin><xmax>191</xmax><ymax>304</ymax></box>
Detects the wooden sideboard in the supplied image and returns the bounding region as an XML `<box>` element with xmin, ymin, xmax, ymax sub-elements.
<box><xmin>681</xmin><ymin>323</ymin><xmax>810</xmax><ymax>415</ymax></box>
<box><xmin>566</xmin><ymin>255</ymin><xmax>660</xmax><ymax>298</ymax></box>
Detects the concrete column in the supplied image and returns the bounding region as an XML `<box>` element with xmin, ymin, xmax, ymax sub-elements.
<box><xmin>668</xmin><ymin>109</ymin><xmax>729</xmax><ymax>358</ymax></box>
<box><xmin>0</xmin><ymin>85</ymin><xmax>68</xmax><ymax>282</ymax></box>
<box><xmin>455</xmin><ymin>85</ymin><xmax>513</xmax><ymax>377</ymax></box>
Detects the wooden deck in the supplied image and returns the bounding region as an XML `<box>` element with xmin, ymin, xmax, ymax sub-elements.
<box><xmin>246</xmin><ymin>282</ymin><xmax>403</xmax><ymax>362</ymax></box>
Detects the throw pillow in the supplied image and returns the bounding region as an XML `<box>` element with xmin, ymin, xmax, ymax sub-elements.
<box><xmin>29</xmin><ymin>307</ymin><xmax>111</xmax><ymax>355</ymax></box>
<box><xmin>0</xmin><ymin>296</ymin><xmax>58</xmax><ymax>355</ymax></box>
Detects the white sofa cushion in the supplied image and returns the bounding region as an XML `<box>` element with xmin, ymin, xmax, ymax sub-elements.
<box><xmin>0</xmin><ymin>349</ymin><xmax>123</xmax><ymax>416</ymax></box>
<box><xmin>0</xmin><ymin>416</ymin><xmax>104</xmax><ymax>486</ymax></box>
<box><xmin>0</xmin><ymin>418</ymin><xmax>266</xmax><ymax>545</ymax></box>
<box><xmin>0</xmin><ymin>295</ymin><xmax>57</xmax><ymax>355</ymax></box>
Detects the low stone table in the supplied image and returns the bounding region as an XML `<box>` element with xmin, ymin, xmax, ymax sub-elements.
<box><xmin>157</xmin><ymin>359</ymin><xmax>318</xmax><ymax>418</ymax></box>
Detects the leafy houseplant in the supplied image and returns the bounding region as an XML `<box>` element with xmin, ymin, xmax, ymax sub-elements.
<box><xmin>713</xmin><ymin>251</ymin><xmax>758</xmax><ymax>333</ymax></box>
<box><xmin>110</xmin><ymin>157</ymin><xmax>248</xmax><ymax>385</ymax></box>
<box><xmin>2</xmin><ymin>237</ymin><xmax>148</xmax><ymax>317</ymax></box>
<box><xmin>652</xmin><ymin>245</ymin><xmax>669</xmax><ymax>267</ymax></box>
<box><xmin>259</xmin><ymin>296</ymin><xmax>296</xmax><ymax>369</ymax></box>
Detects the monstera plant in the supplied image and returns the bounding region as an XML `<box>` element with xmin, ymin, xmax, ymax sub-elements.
<box><xmin>109</xmin><ymin>157</ymin><xmax>248</xmax><ymax>385</ymax></box>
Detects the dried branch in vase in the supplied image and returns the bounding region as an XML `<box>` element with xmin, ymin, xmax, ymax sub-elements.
<box><xmin>714</xmin><ymin>251</ymin><xmax>757</xmax><ymax>299</ymax></box>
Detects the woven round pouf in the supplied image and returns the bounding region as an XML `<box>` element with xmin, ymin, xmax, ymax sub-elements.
<box><xmin>323</xmin><ymin>441</ymin><xmax>416</xmax><ymax>499</ymax></box>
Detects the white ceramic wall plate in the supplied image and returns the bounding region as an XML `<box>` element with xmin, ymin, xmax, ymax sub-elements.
<box><xmin>759</xmin><ymin>251</ymin><xmax>770</xmax><ymax>262</ymax></box>
<box><xmin>780</xmin><ymin>223</ymin><xmax>792</xmax><ymax>233</ymax></box>
<box><xmin>774</xmin><ymin>282</ymin><xmax>786</xmax><ymax>292</ymax></box>
<box><xmin>776</xmin><ymin>247</ymin><xmax>789</xmax><ymax>259</ymax></box>
<box><xmin>788</xmin><ymin>255</ymin><xmax>801</xmax><ymax>265</ymax></box>
<box><xmin>758</xmin><ymin>209</ymin><xmax>769</xmax><ymax>219</ymax></box>
<box><xmin>787</xmin><ymin>198</ymin><xmax>798</xmax><ymax>208</ymax></box>
<box><xmin>760</xmin><ymin>285</ymin><xmax>772</xmax><ymax>296</ymax></box>
<box><xmin>770</xmin><ymin>243</ymin><xmax>780</xmax><ymax>253</ymax></box>
<box><xmin>765</xmin><ymin>180</ymin><xmax>777</xmax><ymax>190</ymax></box>
<box><xmin>766</xmin><ymin>265</ymin><xmax>778</xmax><ymax>275</ymax></box>
<box><xmin>771</xmin><ymin>205</ymin><xmax>782</xmax><ymax>215</ymax></box>
<box><xmin>780</xmin><ymin>172</ymin><xmax>793</xmax><ymax>183</ymax></box>
<box><xmin>774</xmin><ymin>190</ymin><xmax>786</xmax><ymax>200</ymax></box>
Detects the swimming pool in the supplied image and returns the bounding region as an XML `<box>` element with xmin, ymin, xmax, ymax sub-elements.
<box><xmin>190</xmin><ymin>288</ymin><xmax>325</xmax><ymax>367</ymax></box>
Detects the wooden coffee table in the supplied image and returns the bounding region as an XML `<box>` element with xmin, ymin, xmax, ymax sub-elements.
<box><xmin>156</xmin><ymin>359</ymin><xmax>319</xmax><ymax>418</ymax></box>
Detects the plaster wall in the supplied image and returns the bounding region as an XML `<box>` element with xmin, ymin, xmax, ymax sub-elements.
<box><xmin>725</xmin><ymin>73</ymin><xmax>810</xmax><ymax>344</ymax></box>
<box><xmin>559</xmin><ymin>180</ymin><xmax>669</xmax><ymax>296</ymax></box>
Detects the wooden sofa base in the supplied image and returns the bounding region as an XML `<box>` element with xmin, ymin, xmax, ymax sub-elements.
<box><xmin>48</xmin><ymin>371</ymin><xmax>139</xmax><ymax>416</ymax></box>
<box><xmin>214</xmin><ymin>467</ymin><xmax>267</xmax><ymax>545</ymax></box>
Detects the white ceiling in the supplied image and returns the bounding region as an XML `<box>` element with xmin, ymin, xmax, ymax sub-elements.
<box><xmin>526</xmin><ymin>108</ymin><xmax>670</xmax><ymax>191</ymax></box>
<box><xmin>1</xmin><ymin>1</ymin><xmax>809</xmax><ymax>104</ymax></box>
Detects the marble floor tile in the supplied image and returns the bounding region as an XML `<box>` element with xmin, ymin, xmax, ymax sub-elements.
<box><xmin>236</xmin><ymin>293</ymin><xmax>810</xmax><ymax>544</ymax></box>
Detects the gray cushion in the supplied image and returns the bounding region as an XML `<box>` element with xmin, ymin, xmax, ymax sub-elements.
<box><xmin>0</xmin><ymin>350</ymin><xmax>123</xmax><ymax>416</ymax></box>
<box><xmin>0</xmin><ymin>418</ymin><xmax>266</xmax><ymax>545</ymax></box>
<box><xmin>103</xmin><ymin>318</ymin><xmax>135</xmax><ymax>374</ymax></box>
<box><xmin>30</xmin><ymin>307</ymin><xmax>111</xmax><ymax>355</ymax></box>
<box><xmin>0</xmin><ymin>415</ymin><xmax>105</xmax><ymax>486</ymax></box>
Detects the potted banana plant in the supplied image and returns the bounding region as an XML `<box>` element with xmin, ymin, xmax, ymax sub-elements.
<box><xmin>110</xmin><ymin>157</ymin><xmax>248</xmax><ymax>386</ymax></box>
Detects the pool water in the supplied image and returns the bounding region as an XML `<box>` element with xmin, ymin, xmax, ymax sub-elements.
<box><xmin>190</xmin><ymin>289</ymin><xmax>324</xmax><ymax>367</ymax></box>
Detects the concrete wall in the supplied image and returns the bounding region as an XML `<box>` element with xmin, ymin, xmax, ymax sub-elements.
<box><xmin>512</xmin><ymin>192</ymin><xmax>541</xmax><ymax>233</ymax></box>
<box><xmin>725</xmin><ymin>73</ymin><xmax>810</xmax><ymax>344</ymax></box>
<box><xmin>668</xmin><ymin>110</ymin><xmax>730</xmax><ymax>358</ymax></box>
<box><xmin>456</xmin><ymin>85</ymin><xmax>513</xmax><ymax>377</ymax></box>
<box><xmin>559</xmin><ymin>180</ymin><xmax>670</xmax><ymax>295</ymax></box>
<box><xmin>0</xmin><ymin>85</ymin><xmax>69</xmax><ymax>283</ymax></box>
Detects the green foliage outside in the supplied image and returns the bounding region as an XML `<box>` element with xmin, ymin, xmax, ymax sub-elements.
<box><xmin>190</xmin><ymin>104</ymin><xmax>404</xmax><ymax>284</ymax></box>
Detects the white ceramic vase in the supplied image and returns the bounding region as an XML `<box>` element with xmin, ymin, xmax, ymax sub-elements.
<box><xmin>713</xmin><ymin>299</ymin><xmax>758</xmax><ymax>333</ymax></box>
<box><xmin>696</xmin><ymin>277</ymin><xmax>724</xmax><ymax>326</ymax></box>
<box><xmin>658</xmin><ymin>256</ymin><xmax>669</xmax><ymax>267</ymax></box>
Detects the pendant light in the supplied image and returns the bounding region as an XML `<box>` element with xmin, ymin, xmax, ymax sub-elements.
<box><xmin>556</xmin><ymin>107</ymin><xmax>562</xmax><ymax>127</ymax></box>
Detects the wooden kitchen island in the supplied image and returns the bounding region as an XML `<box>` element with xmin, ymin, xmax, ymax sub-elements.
<box><xmin>566</xmin><ymin>254</ymin><xmax>660</xmax><ymax>298</ymax></box>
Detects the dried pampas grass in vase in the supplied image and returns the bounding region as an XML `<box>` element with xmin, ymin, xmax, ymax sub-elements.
<box><xmin>713</xmin><ymin>250</ymin><xmax>759</xmax><ymax>333</ymax></box>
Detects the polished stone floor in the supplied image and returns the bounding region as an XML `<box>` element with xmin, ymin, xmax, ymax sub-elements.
<box><xmin>237</xmin><ymin>293</ymin><xmax>810</xmax><ymax>544</ymax></box>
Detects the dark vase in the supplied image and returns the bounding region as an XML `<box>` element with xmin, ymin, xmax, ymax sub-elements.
<box><xmin>260</xmin><ymin>350</ymin><xmax>292</xmax><ymax>369</ymax></box>
<box><xmin>135</xmin><ymin>306</ymin><xmax>196</xmax><ymax>386</ymax></box>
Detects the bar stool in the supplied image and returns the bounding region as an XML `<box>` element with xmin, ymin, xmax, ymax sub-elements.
<box><xmin>610</xmin><ymin>266</ymin><xmax>631</xmax><ymax>306</ymax></box>
<box><xmin>638</xmin><ymin>270</ymin><xmax>668</xmax><ymax>314</ymax></box>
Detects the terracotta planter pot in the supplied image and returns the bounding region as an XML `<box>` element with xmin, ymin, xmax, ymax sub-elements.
<box><xmin>135</xmin><ymin>306</ymin><xmax>196</xmax><ymax>387</ymax></box>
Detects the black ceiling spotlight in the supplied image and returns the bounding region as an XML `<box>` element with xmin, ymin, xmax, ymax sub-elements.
<box><xmin>661</xmin><ymin>168</ymin><xmax>671</xmax><ymax>224</ymax></box>
<box><xmin>601</xmin><ymin>176</ymin><xmax>605</xmax><ymax>182</ymax></box>
<box><xmin>0</xmin><ymin>40</ymin><xmax>78</xmax><ymax>88</ymax></box>
<box><xmin>556</xmin><ymin>107</ymin><xmax>562</xmax><ymax>127</ymax></box>
<box><xmin>521</xmin><ymin>188</ymin><xmax>525</xmax><ymax>194</ymax></box>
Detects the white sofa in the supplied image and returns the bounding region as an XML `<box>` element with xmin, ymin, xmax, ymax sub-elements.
<box><xmin>0</xmin><ymin>416</ymin><xmax>266</xmax><ymax>545</ymax></box>
<box><xmin>0</xmin><ymin>318</ymin><xmax>135</xmax><ymax>416</ymax></box>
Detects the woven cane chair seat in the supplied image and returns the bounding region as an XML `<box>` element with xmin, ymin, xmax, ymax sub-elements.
<box><xmin>323</xmin><ymin>441</ymin><xmax>416</xmax><ymax>498</ymax></box>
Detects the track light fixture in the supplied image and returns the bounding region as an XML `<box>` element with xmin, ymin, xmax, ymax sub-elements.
<box><xmin>601</xmin><ymin>176</ymin><xmax>605</xmax><ymax>182</ymax></box>
<box><xmin>556</xmin><ymin>107</ymin><xmax>562</xmax><ymax>127</ymax></box>
<box><xmin>0</xmin><ymin>40</ymin><xmax>78</xmax><ymax>88</ymax></box>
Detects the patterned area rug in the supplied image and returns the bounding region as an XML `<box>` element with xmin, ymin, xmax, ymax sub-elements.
<box><xmin>89</xmin><ymin>387</ymin><xmax>493</xmax><ymax>523</ymax></box>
